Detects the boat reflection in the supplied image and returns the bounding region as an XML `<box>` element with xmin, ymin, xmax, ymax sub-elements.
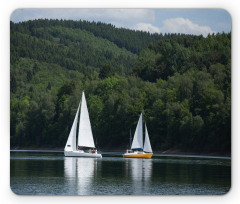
<box><xmin>127</xmin><ymin>158</ymin><xmax>153</xmax><ymax>194</ymax></box>
<box><xmin>64</xmin><ymin>157</ymin><xmax>97</xmax><ymax>195</ymax></box>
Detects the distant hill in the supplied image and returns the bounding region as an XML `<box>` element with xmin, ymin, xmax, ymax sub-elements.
<box><xmin>10</xmin><ymin>20</ymin><xmax>139</xmax><ymax>76</ymax></box>
<box><xmin>10</xmin><ymin>19</ymin><xmax>231</xmax><ymax>155</ymax></box>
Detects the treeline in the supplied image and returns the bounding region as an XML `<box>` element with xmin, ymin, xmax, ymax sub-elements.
<box><xmin>10</xmin><ymin>19</ymin><xmax>231</xmax><ymax>154</ymax></box>
<box><xmin>10</xmin><ymin>19</ymin><xmax>171</xmax><ymax>54</ymax></box>
<box><xmin>10</xmin><ymin>21</ymin><xmax>137</xmax><ymax>76</ymax></box>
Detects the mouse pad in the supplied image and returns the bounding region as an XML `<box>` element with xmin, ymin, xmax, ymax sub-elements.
<box><xmin>10</xmin><ymin>8</ymin><xmax>231</xmax><ymax>195</ymax></box>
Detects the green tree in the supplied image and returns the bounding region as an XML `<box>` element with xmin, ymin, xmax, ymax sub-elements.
<box><xmin>99</xmin><ymin>62</ymin><xmax>114</xmax><ymax>79</ymax></box>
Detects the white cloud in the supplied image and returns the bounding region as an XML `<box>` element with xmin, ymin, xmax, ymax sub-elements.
<box><xmin>11</xmin><ymin>9</ymin><xmax>155</xmax><ymax>24</ymax></box>
<box><xmin>131</xmin><ymin>18</ymin><xmax>215</xmax><ymax>36</ymax></box>
<box><xmin>92</xmin><ymin>9</ymin><xmax>155</xmax><ymax>22</ymax></box>
<box><xmin>10</xmin><ymin>10</ymin><xmax>216</xmax><ymax>37</ymax></box>
<box><xmin>133</xmin><ymin>23</ymin><xmax>160</xmax><ymax>33</ymax></box>
<box><xmin>160</xmin><ymin>18</ymin><xmax>215</xmax><ymax>36</ymax></box>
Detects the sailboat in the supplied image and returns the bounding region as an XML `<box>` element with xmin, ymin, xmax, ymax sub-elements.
<box><xmin>64</xmin><ymin>91</ymin><xmax>102</xmax><ymax>158</ymax></box>
<box><xmin>123</xmin><ymin>113</ymin><xmax>153</xmax><ymax>158</ymax></box>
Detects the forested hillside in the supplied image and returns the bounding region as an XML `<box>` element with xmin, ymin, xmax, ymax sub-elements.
<box><xmin>10</xmin><ymin>19</ymin><xmax>231</xmax><ymax>154</ymax></box>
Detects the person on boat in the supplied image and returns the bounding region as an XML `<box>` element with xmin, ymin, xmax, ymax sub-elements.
<box><xmin>92</xmin><ymin>149</ymin><xmax>95</xmax><ymax>153</ymax></box>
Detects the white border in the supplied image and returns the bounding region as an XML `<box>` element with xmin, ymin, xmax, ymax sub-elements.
<box><xmin>2</xmin><ymin>0</ymin><xmax>239</xmax><ymax>204</ymax></box>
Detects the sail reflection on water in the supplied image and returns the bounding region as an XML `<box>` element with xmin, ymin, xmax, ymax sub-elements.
<box><xmin>127</xmin><ymin>158</ymin><xmax>153</xmax><ymax>194</ymax></box>
<box><xmin>64</xmin><ymin>157</ymin><xmax>96</xmax><ymax>195</ymax></box>
<box><xmin>142</xmin><ymin>159</ymin><xmax>152</xmax><ymax>182</ymax></box>
<box><xmin>64</xmin><ymin>157</ymin><xmax>77</xmax><ymax>178</ymax></box>
<box><xmin>76</xmin><ymin>158</ymin><xmax>95</xmax><ymax>195</ymax></box>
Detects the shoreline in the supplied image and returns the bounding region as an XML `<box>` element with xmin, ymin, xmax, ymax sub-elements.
<box><xmin>10</xmin><ymin>147</ymin><xmax>231</xmax><ymax>157</ymax></box>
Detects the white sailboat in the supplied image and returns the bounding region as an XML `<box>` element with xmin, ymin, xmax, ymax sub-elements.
<box><xmin>123</xmin><ymin>113</ymin><xmax>153</xmax><ymax>158</ymax></box>
<box><xmin>64</xmin><ymin>91</ymin><xmax>102</xmax><ymax>158</ymax></box>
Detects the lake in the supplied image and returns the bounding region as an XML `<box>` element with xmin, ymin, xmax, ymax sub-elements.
<box><xmin>10</xmin><ymin>151</ymin><xmax>231</xmax><ymax>195</ymax></box>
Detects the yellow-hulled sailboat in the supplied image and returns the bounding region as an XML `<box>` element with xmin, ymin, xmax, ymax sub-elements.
<box><xmin>123</xmin><ymin>113</ymin><xmax>153</xmax><ymax>158</ymax></box>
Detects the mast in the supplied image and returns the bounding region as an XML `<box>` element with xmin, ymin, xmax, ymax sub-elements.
<box><xmin>129</xmin><ymin>128</ymin><xmax>132</xmax><ymax>149</ymax></box>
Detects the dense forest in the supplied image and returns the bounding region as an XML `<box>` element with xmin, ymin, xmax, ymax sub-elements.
<box><xmin>10</xmin><ymin>19</ymin><xmax>231</xmax><ymax>154</ymax></box>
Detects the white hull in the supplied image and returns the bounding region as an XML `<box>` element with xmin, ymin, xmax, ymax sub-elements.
<box><xmin>64</xmin><ymin>150</ymin><xmax>102</xmax><ymax>158</ymax></box>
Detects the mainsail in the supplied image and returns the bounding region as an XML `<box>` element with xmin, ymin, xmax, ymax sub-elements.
<box><xmin>131</xmin><ymin>113</ymin><xmax>143</xmax><ymax>149</ymax></box>
<box><xmin>143</xmin><ymin>124</ymin><xmax>152</xmax><ymax>153</ymax></box>
<box><xmin>64</xmin><ymin>104</ymin><xmax>80</xmax><ymax>151</ymax></box>
<box><xmin>77</xmin><ymin>91</ymin><xmax>95</xmax><ymax>148</ymax></box>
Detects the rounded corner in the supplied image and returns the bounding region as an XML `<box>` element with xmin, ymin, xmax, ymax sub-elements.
<box><xmin>10</xmin><ymin>8</ymin><xmax>21</xmax><ymax>22</ymax></box>
<box><xmin>10</xmin><ymin>184</ymin><xmax>21</xmax><ymax>196</ymax></box>
<box><xmin>218</xmin><ymin>8</ymin><xmax>232</xmax><ymax>23</ymax></box>
<box><xmin>219</xmin><ymin>185</ymin><xmax>232</xmax><ymax>196</ymax></box>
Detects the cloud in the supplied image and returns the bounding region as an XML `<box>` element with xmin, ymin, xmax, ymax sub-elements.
<box><xmin>10</xmin><ymin>9</ymin><xmax>155</xmax><ymax>24</ymax></box>
<box><xmin>92</xmin><ymin>9</ymin><xmax>155</xmax><ymax>22</ymax></box>
<box><xmin>10</xmin><ymin>10</ymin><xmax>216</xmax><ymax>37</ymax></box>
<box><xmin>160</xmin><ymin>18</ymin><xmax>215</xmax><ymax>36</ymax></box>
<box><xmin>131</xmin><ymin>18</ymin><xmax>215</xmax><ymax>36</ymax></box>
<box><xmin>133</xmin><ymin>23</ymin><xmax>160</xmax><ymax>33</ymax></box>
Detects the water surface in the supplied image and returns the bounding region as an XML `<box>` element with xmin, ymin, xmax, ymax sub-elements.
<box><xmin>10</xmin><ymin>151</ymin><xmax>231</xmax><ymax>195</ymax></box>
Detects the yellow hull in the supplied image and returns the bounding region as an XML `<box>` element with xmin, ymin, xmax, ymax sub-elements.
<box><xmin>123</xmin><ymin>153</ymin><xmax>153</xmax><ymax>158</ymax></box>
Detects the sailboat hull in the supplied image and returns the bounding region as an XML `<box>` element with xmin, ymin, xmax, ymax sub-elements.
<box><xmin>64</xmin><ymin>151</ymin><xmax>102</xmax><ymax>158</ymax></box>
<box><xmin>123</xmin><ymin>152</ymin><xmax>153</xmax><ymax>158</ymax></box>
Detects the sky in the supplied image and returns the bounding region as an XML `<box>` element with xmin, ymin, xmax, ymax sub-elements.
<box><xmin>10</xmin><ymin>8</ymin><xmax>231</xmax><ymax>37</ymax></box>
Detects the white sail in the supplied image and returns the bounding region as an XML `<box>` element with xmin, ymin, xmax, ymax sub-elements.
<box><xmin>143</xmin><ymin>124</ymin><xmax>152</xmax><ymax>153</ymax></box>
<box><xmin>131</xmin><ymin>113</ymin><xmax>143</xmax><ymax>149</ymax></box>
<box><xmin>64</xmin><ymin>104</ymin><xmax>80</xmax><ymax>151</ymax></box>
<box><xmin>78</xmin><ymin>91</ymin><xmax>95</xmax><ymax>148</ymax></box>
